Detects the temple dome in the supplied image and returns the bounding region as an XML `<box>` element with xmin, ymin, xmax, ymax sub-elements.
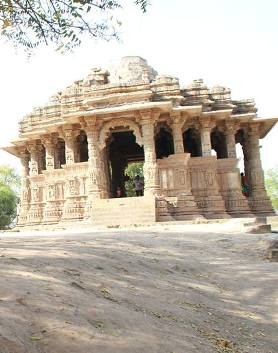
<box><xmin>109</xmin><ymin>56</ymin><xmax>158</xmax><ymax>84</ymax></box>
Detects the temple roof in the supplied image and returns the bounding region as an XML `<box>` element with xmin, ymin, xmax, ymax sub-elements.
<box><xmin>3</xmin><ymin>56</ymin><xmax>276</xmax><ymax>143</ymax></box>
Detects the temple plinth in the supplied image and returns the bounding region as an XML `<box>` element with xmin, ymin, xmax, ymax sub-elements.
<box><xmin>2</xmin><ymin>56</ymin><xmax>277</xmax><ymax>227</ymax></box>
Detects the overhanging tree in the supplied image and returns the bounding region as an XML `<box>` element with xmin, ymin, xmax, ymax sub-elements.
<box><xmin>0</xmin><ymin>0</ymin><xmax>149</xmax><ymax>51</ymax></box>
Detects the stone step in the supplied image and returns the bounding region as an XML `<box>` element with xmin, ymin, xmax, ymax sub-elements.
<box><xmin>90</xmin><ymin>196</ymin><xmax>156</xmax><ymax>225</ymax></box>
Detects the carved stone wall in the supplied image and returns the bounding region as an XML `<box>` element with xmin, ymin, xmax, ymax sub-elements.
<box><xmin>216</xmin><ymin>159</ymin><xmax>251</xmax><ymax>216</ymax></box>
<box><xmin>61</xmin><ymin>163</ymin><xmax>88</xmax><ymax>221</ymax></box>
<box><xmin>157</xmin><ymin>153</ymin><xmax>200</xmax><ymax>220</ymax></box>
<box><xmin>189</xmin><ymin>157</ymin><xmax>227</xmax><ymax>218</ymax></box>
<box><xmin>28</xmin><ymin>175</ymin><xmax>45</xmax><ymax>225</ymax></box>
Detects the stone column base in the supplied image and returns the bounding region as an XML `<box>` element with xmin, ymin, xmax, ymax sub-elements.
<box><xmin>62</xmin><ymin>197</ymin><xmax>86</xmax><ymax>221</ymax></box>
<box><xmin>248</xmin><ymin>196</ymin><xmax>275</xmax><ymax>216</ymax></box>
<box><xmin>195</xmin><ymin>195</ymin><xmax>229</xmax><ymax>219</ymax></box>
<box><xmin>17</xmin><ymin>205</ymin><xmax>30</xmax><ymax>226</ymax></box>
<box><xmin>156</xmin><ymin>195</ymin><xmax>204</xmax><ymax>222</ymax></box>
<box><xmin>222</xmin><ymin>192</ymin><xmax>253</xmax><ymax>217</ymax></box>
<box><xmin>43</xmin><ymin>201</ymin><xmax>64</xmax><ymax>224</ymax></box>
<box><xmin>27</xmin><ymin>203</ymin><xmax>45</xmax><ymax>225</ymax></box>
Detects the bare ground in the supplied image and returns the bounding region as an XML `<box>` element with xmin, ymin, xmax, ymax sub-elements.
<box><xmin>0</xmin><ymin>223</ymin><xmax>277</xmax><ymax>353</ymax></box>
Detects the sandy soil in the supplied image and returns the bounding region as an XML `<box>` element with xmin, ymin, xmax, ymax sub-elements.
<box><xmin>0</xmin><ymin>223</ymin><xmax>277</xmax><ymax>353</ymax></box>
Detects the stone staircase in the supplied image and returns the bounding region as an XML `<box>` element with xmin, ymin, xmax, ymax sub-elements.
<box><xmin>90</xmin><ymin>196</ymin><xmax>156</xmax><ymax>226</ymax></box>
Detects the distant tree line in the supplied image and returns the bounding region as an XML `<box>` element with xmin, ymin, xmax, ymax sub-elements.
<box><xmin>0</xmin><ymin>166</ymin><xmax>20</xmax><ymax>229</ymax></box>
<box><xmin>265</xmin><ymin>166</ymin><xmax>278</xmax><ymax>211</ymax></box>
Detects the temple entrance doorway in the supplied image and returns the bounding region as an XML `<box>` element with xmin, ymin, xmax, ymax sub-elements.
<box><xmin>107</xmin><ymin>130</ymin><xmax>144</xmax><ymax>198</ymax></box>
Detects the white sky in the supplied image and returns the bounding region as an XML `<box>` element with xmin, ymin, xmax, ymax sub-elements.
<box><xmin>0</xmin><ymin>0</ymin><xmax>277</xmax><ymax>172</ymax></box>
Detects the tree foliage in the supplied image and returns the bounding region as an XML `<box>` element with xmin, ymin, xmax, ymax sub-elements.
<box><xmin>265</xmin><ymin>166</ymin><xmax>278</xmax><ymax>210</ymax></box>
<box><xmin>124</xmin><ymin>161</ymin><xmax>143</xmax><ymax>197</ymax></box>
<box><xmin>0</xmin><ymin>0</ymin><xmax>149</xmax><ymax>51</ymax></box>
<box><xmin>0</xmin><ymin>166</ymin><xmax>20</xmax><ymax>229</ymax></box>
<box><xmin>0</xmin><ymin>183</ymin><xmax>18</xmax><ymax>229</ymax></box>
<box><xmin>0</xmin><ymin>165</ymin><xmax>20</xmax><ymax>192</ymax></box>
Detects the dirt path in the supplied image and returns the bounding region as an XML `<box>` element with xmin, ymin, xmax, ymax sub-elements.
<box><xmin>0</xmin><ymin>225</ymin><xmax>277</xmax><ymax>353</ymax></box>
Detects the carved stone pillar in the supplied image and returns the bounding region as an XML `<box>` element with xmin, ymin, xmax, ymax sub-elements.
<box><xmin>63</xmin><ymin>129</ymin><xmax>78</xmax><ymax>164</ymax></box>
<box><xmin>200</xmin><ymin>118</ymin><xmax>213</xmax><ymax>156</ymax></box>
<box><xmin>28</xmin><ymin>142</ymin><xmax>39</xmax><ymax>176</ymax></box>
<box><xmin>27</xmin><ymin>142</ymin><xmax>45</xmax><ymax>224</ymax></box>
<box><xmin>84</xmin><ymin>119</ymin><xmax>108</xmax><ymax>219</ymax></box>
<box><xmin>244</xmin><ymin>123</ymin><xmax>274</xmax><ymax>214</ymax></box>
<box><xmin>171</xmin><ymin>113</ymin><xmax>184</xmax><ymax>154</ymax></box>
<box><xmin>141</xmin><ymin>111</ymin><xmax>160</xmax><ymax>196</ymax></box>
<box><xmin>224</xmin><ymin>123</ymin><xmax>237</xmax><ymax>159</ymax></box>
<box><xmin>42</xmin><ymin>135</ymin><xmax>56</xmax><ymax>170</ymax></box>
<box><xmin>86</xmin><ymin>128</ymin><xmax>103</xmax><ymax>199</ymax></box>
<box><xmin>41</xmin><ymin>135</ymin><xmax>63</xmax><ymax>223</ymax></box>
<box><xmin>18</xmin><ymin>149</ymin><xmax>31</xmax><ymax>226</ymax></box>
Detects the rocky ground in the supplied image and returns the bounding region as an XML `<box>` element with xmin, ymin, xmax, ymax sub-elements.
<box><xmin>0</xmin><ymin>222</ymin><xmax>277</xmax><ymax>353</ymax></box>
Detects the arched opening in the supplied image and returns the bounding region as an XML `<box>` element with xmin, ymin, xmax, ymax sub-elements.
<box><xmin>155</xmin><ymin>124</ymin><xmax>174</xmax><ymax>159</ymax></box>
<box><xmin>183</xmin><ymin>128</ymin><xmax>201</xmax><ymax>157</ymax></box>
<box><xmin>76</xmin><ymin>130</ymin><xmax>88</xmax><ymax>162</ymax></box>
<box><xmin>107</xmin><ymin>130</ymin><xmax>144</xmax><ymax>198</ymax></box>
<box><xmin>210</xmin><ymin>129</ymin><xmax>227</xmax><ymax>159</ymax></box>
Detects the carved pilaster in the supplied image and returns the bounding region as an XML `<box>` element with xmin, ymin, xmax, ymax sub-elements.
<box><xmin>171</xmin><ymin>113</ymin><xmax>185</xmax><ymax>154</ymax></box>
<box><xmin>140</xmin><ymin>111</ymin><xmax>160</xmax><ymax>196</ymax></box>
<box><xmin>199</xmin><ymin>117</ymin><xmax>214</xmax><ymax>156</ymax></box>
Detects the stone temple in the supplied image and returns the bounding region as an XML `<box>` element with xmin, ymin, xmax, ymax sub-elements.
<box><xmin>3</xmin><ymin>56</ymin><xmax>277</xmax><ymax>227</ymax></box>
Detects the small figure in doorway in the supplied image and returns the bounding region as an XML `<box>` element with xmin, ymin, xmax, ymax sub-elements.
<box><xmin>134</xmin><ymin>175</ymin><xmax>143</xmax><ymax>196</ymax></box>
<box><xmin>240</xmin><ymin>172</ymin><xmax>249</xmax><ymax>197</ymax></box>
<box><xmin>116</xmin><ymin>186</ymin><xmax>123</xmax><ymax>198</ymax></box>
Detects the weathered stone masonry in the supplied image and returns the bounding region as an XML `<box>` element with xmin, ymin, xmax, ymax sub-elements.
<box><xmin>3</xmin><ymin>56</ymin><xmax>277</xmax><ymax>226</ymax></box>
